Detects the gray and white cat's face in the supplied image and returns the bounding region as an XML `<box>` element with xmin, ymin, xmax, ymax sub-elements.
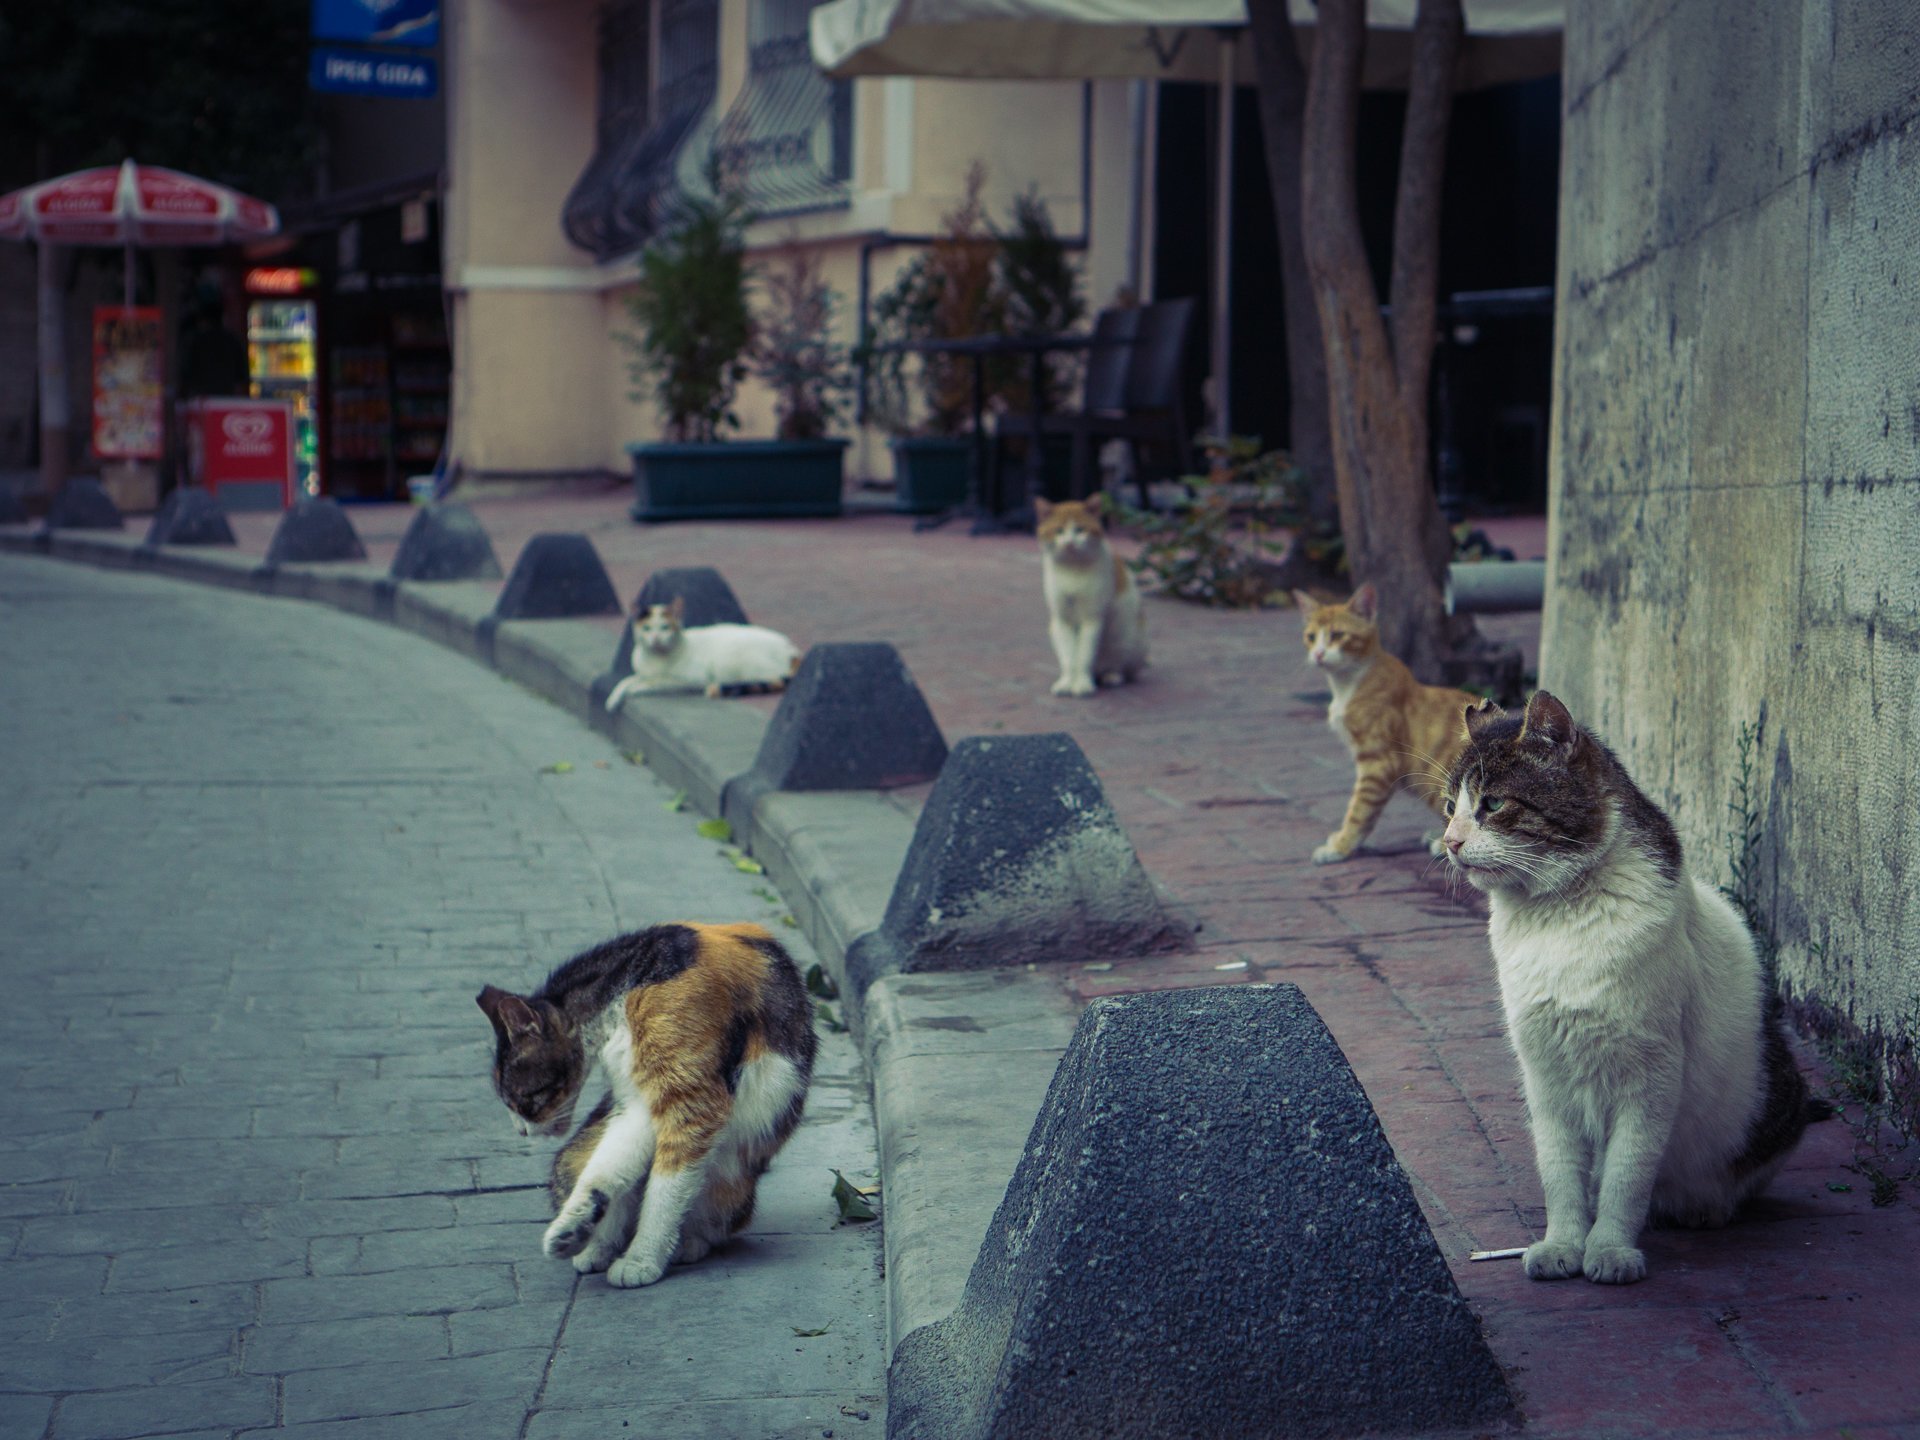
<box><xmin>1441</xmin><ymin>692</ymin><xmax>1610</xmax><ymax>896</ymax></box>
<box><xmin>476</xmin><ymin>986</ymin><xmax>585</xmax><ymax>1138</ymax></box>
<box><xmin>633</xmin><ymin>602</ymin><xmax>685</xmax><ymax>657</ymax></box>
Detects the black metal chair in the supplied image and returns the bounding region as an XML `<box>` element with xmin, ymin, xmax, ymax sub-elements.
<box><xmin>990</xmin><ymin>297</ymin><xmax>1197</xmax><ymax>509</ymax></box>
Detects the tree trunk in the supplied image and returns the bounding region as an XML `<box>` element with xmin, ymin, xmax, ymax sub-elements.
<box><xmin>1298</xmin><ymin>0</ymin><xmax>1462</xmax><ymax>681</ymax></box>
<box><xmin>1246</xmin><ymin>3</ymin><xmax>1336</xmax><ymax>536</ymax></box>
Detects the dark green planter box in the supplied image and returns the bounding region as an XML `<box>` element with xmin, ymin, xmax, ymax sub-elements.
<box><xmin>629</xmin><ymin>439</ymin><xmax>848</xmax><ymax>522</ymax></box>
<box><xmin>891</xmin><ymin>436</ymin><xmax>973</xmax><ymax>514</ymax></box>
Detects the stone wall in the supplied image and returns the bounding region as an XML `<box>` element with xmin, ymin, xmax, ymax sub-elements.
<box><xmin>1544</xmin><ymin>0</ymin><xmax>1920</xmax><ymax>1056</ymax></box>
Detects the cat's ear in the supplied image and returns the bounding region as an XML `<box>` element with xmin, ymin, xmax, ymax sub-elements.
<box><xmin>668</xmin><ymin>595</ymin><xmax>686</xmax><ymax>624</ymax></box>
<box><xmin>1463</xmin><ymin>696</ymin><xmax>1506</xmax><ymax>740</ymax></box>
<box><xmin>1291</xmin><ymin>590</ymin><xmax>1320</xmax><ymax>621</ymax></box>
<box><xmin>1084</xmin><ymin>491</ymin><xmax>1107</xmax><ymax>517</ymax></box>
<box><xmin>1033</xmin><ymin>497</ymin><xmax>1054</xmax><ymax>522</ymax></box>
<box><xmin>476</xmin><ymin>985</ymin><xmax>541</xmax><ymax>1040</ymax></box>
<box><xmin>1520</xmin><ymin>690</ymin><xmax>1579</xmax><ymax>755</ymax></box>
<box><xmin>1347</xmin><ymin>582</ymin><xmax>1378</xmax><ymax>619</ymax></box>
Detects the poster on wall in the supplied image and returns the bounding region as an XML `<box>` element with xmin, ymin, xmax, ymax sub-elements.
<box><xmin>92</xmin><ymin>306</ymin><xmax>165</xmax><ymax>459</ymax></box>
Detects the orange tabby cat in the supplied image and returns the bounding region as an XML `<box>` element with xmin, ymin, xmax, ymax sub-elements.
<box><xmin>1293</xmin><ymin>582</ymin><xmax>1478</xmax><ymax>864</ymax></box>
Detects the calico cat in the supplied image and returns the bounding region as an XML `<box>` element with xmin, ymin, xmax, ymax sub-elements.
<box><xmin>1293</xmin><ymin>582</ymin><xmax>1479</xmax><ymax>863</ymax></box>
<box><xmin>476</xmin><ymin>921</ymin><xmax>816</xmax><ymax>1288</ymax></box>
<box><xmin>1036</xmin><ymin>496</ymin><xmax>1147</xmax><ymax>697</ymax></box>
<box><xmin>1441</xmin><ymin>691</ymin><xmax>1829</xmax><ymax>1285</ymax></box>
<box><xmin>603</xmin><ymin>597</ymin><xmax>801</xmax><ymax>706</ymax></box>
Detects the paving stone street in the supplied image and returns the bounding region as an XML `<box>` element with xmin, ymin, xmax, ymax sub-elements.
<box><xmin>0</xmin><ymin>553</ymin><xmax>886</xmax><ymax>1440</ymax></box>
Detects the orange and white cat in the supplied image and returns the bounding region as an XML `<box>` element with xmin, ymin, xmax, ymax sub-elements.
<box><xmin>1037</xmin><ymin>496</ymin><xmax>1147</xmax><ymax>697</ymax></box>
<box><xmin>1293</xmin><ymin>582</ymin><xmax>1477</xmax><ymax>864</ymax></box>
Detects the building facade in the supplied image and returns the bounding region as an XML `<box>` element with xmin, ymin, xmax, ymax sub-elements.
<box><xmin>1544</xmin><ymin>0</ymin><xmax>1920</xmax><ymax>1076</ymax></box>
<box><xmin>442</xmin><ymin>0</ymin><xmax>1143</xmax><ymax>485</ymax></box>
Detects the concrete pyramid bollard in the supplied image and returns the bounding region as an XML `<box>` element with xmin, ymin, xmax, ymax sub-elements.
<box><xmin>599</xmin><ymin>566</ymin><xmax>752</xmax><ymax>704</ymax></box>
<box><xmin>845</xmin><ymin>732</ymin><xmax>1185</xmax><ymax>993</ymax></box>
<box><xmin>48</xmin><ymin>478</ymin><xmax>124</xmax><ymax>530</ymax></box>
<box><xmin>489</xmin><ymin>533</ymin><xmax>621</xmax><ymax>620</ymax></box>
<box><xmin>261</xmin><ymin>498</ymin><xmax>367</xmax><ymax>567</ymax></box>
<box><xmin>633</xmin><ymin>565</ymin><xmax>749</xmax><ymax>625</ymax></box>
<box><xmin>887</xmin><ymin>985</ymin><xmax>1516</xmax><ymax>1440</ymax></box>
<box><xmin>388</xmin><ymin>501</ymin><xmax>503</xmax><ymax>581</ymax></box>
<box><xmin>720</xmin><ymin>642</ymin><xmax>948</xmax><ymax>829</ymax></box>
<box><xmin>142</xmin><ymin>488</ymin><xmax>236</xmax><ymax>548</ymax></box>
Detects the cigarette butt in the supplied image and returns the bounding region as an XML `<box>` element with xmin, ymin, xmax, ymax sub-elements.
<box><xmin>1469</xmin><ymin>1247</ymin><xmax>1527</xmax><ymax>1262</ymax></box>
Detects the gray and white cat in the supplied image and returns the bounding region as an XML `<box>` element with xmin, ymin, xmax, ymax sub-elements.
<box><xmin>604</xmin><ymin>597</ymin><xmax>801</xmax><ymax>706</ymax></box>
<box><xmin>1441</xmin><ymin>690</ymin><xmax>1828</xmax><ymax>1285</ymax></box>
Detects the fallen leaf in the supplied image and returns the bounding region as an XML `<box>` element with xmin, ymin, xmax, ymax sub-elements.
<box><xmin>1214</xmin><ymin>959</ymin><xmax>1249</xmax><ymax>971</ymax></box>
<box><xmin>731</xmin><ymin>854</ymin><xmax>765</xmax><ymax>875</ymax></box>
<box><xmin>539</xmin><ymin>761</ymin><xmax>574</xmax><ymax>775</ymax></box>
<box><xmin>663</xmin><ymin>789</ymin><xmax>688</xmax><ymax>812</ymax></box>
<box><xmin>1827</xmin><ymin>1182</ymin><xmax>1853</xmax><ymax>1193</ymax></box>
<box><xmin>696</xmin><ymin>818</ymin><xmax>733</xmax><ymax>842</ymax></box>
<box><xmin>623</xmin><ymin>750</ymin><xmax>646</xmax><ymax>766</ymax></box>
<box><xmin>780</xmin><ymin>913</ymin><xmax>799</xmax><ymax>928</ymax></box>
<box><xmin>1081</xmin><ymin>962</ymin><xmax>1114</xmax><ymax>972</ymax></box>
<box><xmin>593</xmin><ymin>760</ymin><xmax>610</xmax><ymax>770</ymax></box>
<box><xmin>792</xmin><ymin>1325</ymin><xmax>830</xmax><ymax>1337</ymax></box>
<box><xmin>752</xmin><ymin>885</ymin><xmax>780</xmax><ymax>904</ymax></box>
<box><xmin>813</xmin><ymin>1001</ymin><xmax>848</xmax><ymax>1033</ymax></box>
<box><xmin>805</xmin><ymin>964</ymin><xmax>840</xmax><ymax>1000</ymax></box>
<box><xmin>831</xmin><ymin>1169</ymin><xmax>877</xmax><ymax>1222</ymax></box>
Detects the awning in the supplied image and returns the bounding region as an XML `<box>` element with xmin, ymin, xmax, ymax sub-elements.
<box><xmin>812</xmin><ymin>0</ymin><xmax>1563</xmax><ymax>91</ymax></box>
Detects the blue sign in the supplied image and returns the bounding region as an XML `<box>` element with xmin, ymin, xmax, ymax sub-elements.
<box><xmin>312</xmin><ymin>0</ymin><xmax>439</xmax><ymax>49</ymax></box>
<box><xmin>309</xmin><ymin>47</ymin><xmax>439</xmax><ymax>99</ymax></box>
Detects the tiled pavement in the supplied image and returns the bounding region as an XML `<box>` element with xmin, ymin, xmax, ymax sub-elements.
<box><xmin>20</xmin><ymin>485</ymin><xmax>1920</xmax><ymax>1438</ymax></box>
<box><xmin>0</xmin><ymin>554</ymin><xmax>886</xmax><ymax>1439</ymax></box>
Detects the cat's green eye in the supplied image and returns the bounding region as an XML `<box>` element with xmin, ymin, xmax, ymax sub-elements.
<box><xmin>1483</xmin><ymin>796</ymin><xmax>1505</xmax><ymax>813</ymax></box>
<box><xmin>1444</xmin><ymin>798</ymin><xmax>1455</xmax><ymax>817</ymax></box>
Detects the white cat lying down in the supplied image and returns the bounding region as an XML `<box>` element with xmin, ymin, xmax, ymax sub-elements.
<box><xmin>604</xmin><ymin>597</ymin><xmax>801</xmax><ymax>706</ymax></box>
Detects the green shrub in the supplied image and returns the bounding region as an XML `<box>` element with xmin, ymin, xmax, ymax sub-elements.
<box><xmin>624</xmin><ymin>186</ymin><xmax>754</xmax><ymax>443</ymax></box>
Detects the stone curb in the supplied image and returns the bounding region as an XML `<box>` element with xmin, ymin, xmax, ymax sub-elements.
<box><xmin>0</xmin><ymin>519</ymin><xmax>1062</xmax><ymax>1362</ymax></box>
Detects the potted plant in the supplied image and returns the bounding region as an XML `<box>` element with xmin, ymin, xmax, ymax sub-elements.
<box><xmin>992</xmin><ymin>187</ymin><xmax>1086</xmax><ymax>500</ymax></box>
<box><xmin>750</xmin><ymin>241</ymin><xmax>852</xmax><ymax>489</ymax></box>
<box><xmin>625</xmin><ymin>187</ymin><xmax>846</xmax><ymax>520</ymax></box>
<box><xmin>864</xmin><ymin>168</ymin><xmax>1087</xmax><ymax>512</ymax></box>
<box><xmin>865</xmin><ymin>163</ymin><xmax>1011</xmax><ymax>514</ymax></box>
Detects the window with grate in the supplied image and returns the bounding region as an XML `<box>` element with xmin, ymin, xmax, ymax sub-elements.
<box><xmin>561</xmin><ymin>0</ymin><xmax>720</xmax><ymax>259</ymax></box>
<box><xmin>712</xmin><ymin>0</ymin><xmax>853</xmax><ymax>218</ymax></box>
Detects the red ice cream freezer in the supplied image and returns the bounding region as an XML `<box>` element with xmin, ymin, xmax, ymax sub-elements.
<box><xmin>181</xmin><ymin>398</ymin><xmax>296</xmax><ymax>510</ymax></box>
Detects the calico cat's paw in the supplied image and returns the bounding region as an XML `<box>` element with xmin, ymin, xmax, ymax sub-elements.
<box><xmin>1311</xmin><ymin>841</ymin><xmax>1353</xmax><ymax>865</ymax></box>
<box><xmin>543</xmin><ymin>1188</ymin><xmax>609</xmax><ymax>1259</ymax></box>
<box><xmin>606</xmin><ymin>1252</ymin><xmax>668</xmax><ymax>1288</ymax></box>
<box><xmin>1582</xmin><ymin>1243</ymin><xmax>1647</xmax><ymax>1284</ymax></box>
<box><xmin>1522</xmin><ymin>1238</ymin><xmax>1585</xmax><ymax>1280</ymax></box>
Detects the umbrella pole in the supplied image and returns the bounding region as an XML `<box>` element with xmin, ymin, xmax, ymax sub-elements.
<box><xmin>37</xmin><ymin>239</ymin><xmax>70</xmax><ymax>498</ymax></box>
<box><xmin>1212</xmin><ymin>29</ymin><xmax>1237</xmax><ymax>442</ymax></box>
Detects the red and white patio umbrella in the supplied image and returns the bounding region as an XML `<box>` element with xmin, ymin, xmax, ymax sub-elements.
<box><xmin>1</xmin><ymin>159</ymin><xmax>282</xmax><ymax>491</ymax></box>
<box><xmin>0</xmin><ymin>158</ymin><xmax>280</xmax><ymax>306</ymax></box>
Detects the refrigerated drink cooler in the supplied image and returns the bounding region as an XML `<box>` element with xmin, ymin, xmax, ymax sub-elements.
<box><xmin>247</xmin><ymin>299</ymin><xmax>321</xmax><ymax>497</ymax></box>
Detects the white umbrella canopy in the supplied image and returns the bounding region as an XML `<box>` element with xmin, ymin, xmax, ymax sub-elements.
<box><xmin>812</xmin><ymin>0</ymin><xmax>1563</xmax><ymax>90</ymax></box>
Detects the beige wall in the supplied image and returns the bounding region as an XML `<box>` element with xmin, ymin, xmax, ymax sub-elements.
<box><xmin>445</xmin><ymin>0</ymin><xmax>1129</xmax><ymax>483</ymax></box>
<box><xmin>1545</xmin><ymin>0</ymin><xmax>1920</xmax><ymax>1062</ymax></box>
<box><xmin>444</xmin><ymin>0</ymin><xmax>611</xmax><ymax>476</ymax></box>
